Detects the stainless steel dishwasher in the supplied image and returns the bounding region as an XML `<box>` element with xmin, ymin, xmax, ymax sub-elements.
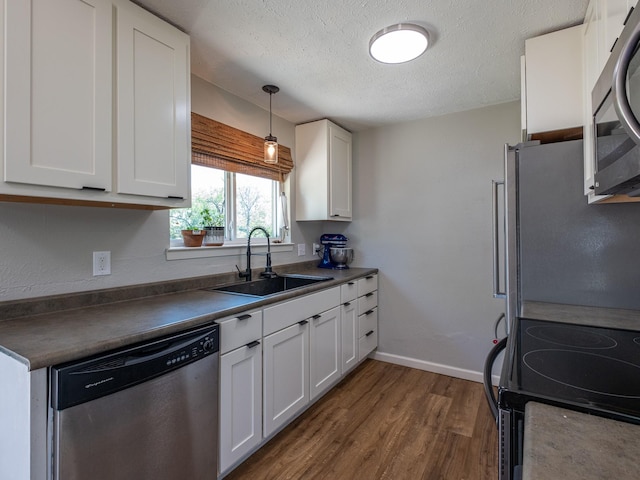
<box><xmin>51</xmin><ymin>323</ymin><xmax>219</xmax><ymax>480</ymax></box>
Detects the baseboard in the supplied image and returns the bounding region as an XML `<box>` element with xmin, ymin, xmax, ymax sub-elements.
<box><xmin>370</xmin><ymin>351</ymin><xmax>501</xmax><ymax>386</ymax></box>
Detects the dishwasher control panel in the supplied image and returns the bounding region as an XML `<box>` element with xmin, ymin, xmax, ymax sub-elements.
<box><xmin>52</xmin><ymin>324</ymin><xmax>219</xmax><ymax>410</ymax></box>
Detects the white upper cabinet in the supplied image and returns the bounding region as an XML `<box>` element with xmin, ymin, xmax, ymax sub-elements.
<box><xmin>115</xmin><ymin>0</ymin><xmax>190</xmax><ymax>200</ymax></box>
<box><xmin>0</xmin><ymin>0</ymin><xmax>190</xmax><ymax>208</ymax></box>
<box><xmin>295</xmin><ymin>119</ymin><xmax>352</xmax><ymax>221</ymax></box>
<box><xmin>523</xmin><ymin>25</ymin><xmax>584</xmax><ymax>135</ymax></box>
<box><xmin>4</xmin><ymin>0</ymin><xmax>112</xmax><ymax>191</ymax></box>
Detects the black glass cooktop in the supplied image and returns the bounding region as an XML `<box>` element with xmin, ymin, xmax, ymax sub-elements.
<box><xmin>499</xmin><ymin>317</ymin><xmax>640</xmax><ymax>423</ymax></box>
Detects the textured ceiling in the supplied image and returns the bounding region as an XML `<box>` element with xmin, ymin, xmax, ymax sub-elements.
<box><xmin>134</xmin><ymin>0</ymin><xmax>589</xmax><ymax>131</ymax></box>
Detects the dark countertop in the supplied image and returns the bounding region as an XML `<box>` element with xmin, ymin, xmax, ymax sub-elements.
<box><xmin>0</xmin><ymin>265</ymin><xmax>377</xmax><ymax>370</ymax></box>
<box><xmin>523</xmin><ymin>402</ymin><xmax>640</xmax><ymax>479</ymax></box>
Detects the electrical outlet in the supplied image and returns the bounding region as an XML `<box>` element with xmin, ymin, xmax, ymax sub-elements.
<box><xmin>93</xmin><ymin>251</ymin><xmax>111</xmax><ymax>276</ymax></box>
<box><xmin>313</xmin><ymin>243</ymin><xmax>320</xmax><ymax>254</ymax></box>
<box><xmin>297</xmin><ymin>243</ymin><xmax>306</xmax><ymax>256</ymax></box>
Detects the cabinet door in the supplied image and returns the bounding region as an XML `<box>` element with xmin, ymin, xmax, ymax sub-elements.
<box><xmin>115</xmin><ymin>0</ymin><xmax>190</xmax><ymax>200</ymax></box>
<box><xmin>263</xmin><ymin>322</ymin><xmax>309</xmax><ymax>438</ymax></box>
<box><xmin>219</xmin><ymin>342</ymin><xmax>262</xmax><ymax>474</ymax></box>
<box><xmin>328</xmin><ymin>123</ymin><xmax>352</xmax><ymax>220</ymax></box>
<box><xmin>4</xmin><ymin>0</ymin><xmax>112</xmax><ymax>191</ymax></box>
<box><xmin>341</xmin><ymin>301</ymin><xmax>358</xmax><ymax>375</ymax></box>
<box><xmin>309</xmin><ymin>306</ymin><xmax>341</xmax><ymax>400</ymax></box>
<box><xmin>524</xmin><ymin>25</ymin><xmax>584</xmax><ymax>134</ymax></box>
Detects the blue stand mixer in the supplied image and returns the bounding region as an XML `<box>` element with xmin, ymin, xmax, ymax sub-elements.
<box><xmin>318</xmin><ymin>234</ymin><xmax>349</xmax><ymax>269</ymax></box>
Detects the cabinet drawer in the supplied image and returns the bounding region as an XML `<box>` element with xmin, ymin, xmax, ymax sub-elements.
<box><xmin>357</xmin><ymin>274</ymin><xmax>378</xmax><ymax>297</ymax></box>
<box><xmin>341</xmin><ymin>281</ymin><xmax>358</xmax><ymax>303</ymax></box>
<box><xmin>263</xmin><ymin>287</ymin><xmax>340</xmax><ymax>336</ymax></box>
<box><xmin>217</xmin><ymin>310</ymin><xmax>263</xmax><ymax>354</ymax></box>
<box><xmin>357</xmin><ymin>290</ymin><xmax>378</xmax><ymax>316</ymax></box>
<box><xmin>358</xmin><ymin>329</ymin><xmax>378</xmax><ymax>361</ymax></box>
<box><xmin>358</xmin><ymin>307</ymin><xmax>378</xmax><ymax>338</ymax></box>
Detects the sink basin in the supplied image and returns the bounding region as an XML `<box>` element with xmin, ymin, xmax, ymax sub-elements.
<box><xmin>208</xmin><ymin>274</ymin><xmax>333</xmax><ymax>297</ymax></box>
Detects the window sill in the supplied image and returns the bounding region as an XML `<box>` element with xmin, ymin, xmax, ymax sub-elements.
<box><xmin>166</xmin><ymin>242</ymin><xmax>294</xmax><ymax>261</ymax></box>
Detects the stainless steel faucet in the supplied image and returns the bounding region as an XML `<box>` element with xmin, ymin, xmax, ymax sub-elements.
<box><xmin>238</xmin><ymin>227</ymin><xmax>276</xmax><ymax>282</ymax></box>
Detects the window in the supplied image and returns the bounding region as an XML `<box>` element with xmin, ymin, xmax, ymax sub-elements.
<box><xmin>174</xmin><ymin>113</ymin><xmax>294</xmax><ymax>250</ymax></box>
<box><xmin>170</xmin><ymin>165</ymin><xmax>279</xmax><ymax>244</ymax></box>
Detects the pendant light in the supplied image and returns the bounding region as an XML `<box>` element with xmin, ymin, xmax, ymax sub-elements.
<box><xmin>263</xmin><ymin>85</ymin><xmax>279</xmax><ymax>164</ymax></box>
<box><xmin>369</xmin><ymin>23</ymin><xmax>430</xmax><ymax>64</ymax></box>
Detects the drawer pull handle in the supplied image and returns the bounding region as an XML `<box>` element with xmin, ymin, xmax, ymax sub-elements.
<box><xmin>312</xmin><ymin>314</ymin><xmax>322</xmax><ymax>320</ymax></box>
<box><xmin>246</xmin><ymin>340</ymin><xmax>260</xmax><ymax>349</ymax></box>
<box><xmin>365</xmin><ymin>309</ymin><xmax>375</xmax><ymax>316</ymax></box>
<box><xmin>348</xmin><ymin>282</ymin><xmax>355</xmax><ymax>286</ymax></box>
<box><xmin>81</xmin><ymin>186</ymin><xmax>106</xmax><ymax>191</ymax></box>
<box><xmin>237</xmin><ymin>314</ymin><xmax>252</xmax><ymax>321</ymax></box>
<box><xmin>167</xmin><ymin>195</ymin><xmax>184</xmax><ymax>200</ymax></box>
<box><xmin>365</xmin><ymin>275</ymin><xmax>374</xmax><ymax>280</ymax></box>
<box><xmin>298</xmin><ymin>320</ymin><xmax>308</xmax><ymax>326</ymax></box>
<box><xmin>343</xmin><ymin>302</ymin><xmax>351</xmax><ymax>307</ymax></box>
<box><xmin>365</xmin><ymin>292</ymin><xmax>374</xmax><ymax>298</ymax></box>
<box><xmin>366</xmin><ymin>330</ymin><xmax>375</xmax><ymax>337</ymax></box>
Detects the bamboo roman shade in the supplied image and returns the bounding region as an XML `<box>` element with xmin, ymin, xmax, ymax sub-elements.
<box><xmin>191</xmin><ymin>112</ymin><xmax>293</xmax><ymax>181</ymax></box>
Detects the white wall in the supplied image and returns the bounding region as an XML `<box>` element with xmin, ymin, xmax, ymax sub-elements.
<box><xmin>0</xmin><ymin>76</ymin><xmax>324</xmax><ymax>301</ymax></box>
<box><xmin>345</xmin><ymin>102</ymin><xmax>521</xmax><ymax>378</ymax></box>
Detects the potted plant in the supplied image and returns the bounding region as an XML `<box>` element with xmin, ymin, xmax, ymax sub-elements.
<box><xmin>174</xmin><ymin>210</ymin><xmax>206</xmax><ymax>247</ymax></box>
<box><xmin>180</xmin><ymin>225</ymin><xmax>206</xmax><ymax>247</ymax></box>
<box><xmin>200</xmin><ymin>207</ymin><xmax>225</xmax><ymax>246</ymax></box>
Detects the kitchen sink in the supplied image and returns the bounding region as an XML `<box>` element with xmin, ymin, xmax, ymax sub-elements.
<box><xmin>208</xmin><ymin>274</ymin><xmax>333</xmax><ymax>297</ymax></box>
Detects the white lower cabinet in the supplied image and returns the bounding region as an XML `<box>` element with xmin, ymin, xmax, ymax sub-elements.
<box><xmin>263</xmin><ymin>322</ymin><xmax>310</xmax><ymax>438</ymax></box>
<box><xmin>340</xmin><ymin>297</ymin><xmax>358</xmax><ymax>375</ymax></box>
<box><xmin>217</xmin><ymin>310</ymin><xmax>262</xmax><ymax>475</ymax></box>
<box><xmin>219</xmin><ymin>341</ymin><xmax>262</xmax><ymax>474</ymax></box>
<box><xmin>357</xmin><ymin>275</ymin><xmax>379</xmax><ymax>361</ymax></box>
<box><xmin>358</xmin><ymin>308</ymin><xmax>378</xmax><ymax>361</ymax></box>
<box><xmin>219</xmin><ymin>275</ymin><xmax>378</xmax><ymax>478</ymax></box>
<box><xmin>309</xmin><ymin>306</ymin><xmax>341</xmax><ymax>400</ymax></box>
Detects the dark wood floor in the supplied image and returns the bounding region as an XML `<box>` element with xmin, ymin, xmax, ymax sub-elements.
<box><xmin>225</xmin><ymin>359</ymin><xmax>498</xmax><ymax>480</ymax></box>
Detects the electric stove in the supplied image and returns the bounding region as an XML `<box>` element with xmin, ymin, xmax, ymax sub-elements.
<box><xmin>496</xmin><ymin>317</ymin><xmax>640</xmax><ymax>479</ymax></box>
<box><xmin>500</xmin><ymin>317</ymin><xmax>640</xmax><ymax>422</ymax></box>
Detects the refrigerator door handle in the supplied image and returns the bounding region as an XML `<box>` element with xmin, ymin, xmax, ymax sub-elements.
<box><xmin>492</xmin><ymin>179</ymin><xmax>506</xmax><ymax>299</ymax></box>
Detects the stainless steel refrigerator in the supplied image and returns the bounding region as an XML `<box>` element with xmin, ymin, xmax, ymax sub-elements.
<box><xmin>494</xmin><ymin>139</ymin><xmax>640</xmax><ymax>330</ymax></box>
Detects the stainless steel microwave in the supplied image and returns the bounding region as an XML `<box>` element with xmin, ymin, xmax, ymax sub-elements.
<box><xmin>592</xmin><ymin>5</ymin><xmax>640</xmax><ymax>196</ymax></box>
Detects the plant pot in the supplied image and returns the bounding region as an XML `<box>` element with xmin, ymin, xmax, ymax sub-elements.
<box><xmin>181</xmin><ymin>229</ymin><xmax>206</xmax><ymax>247</ymax></box>
<box><xmin>203</xmin><ymin>226</ymin><xmax>225</xmax><ymax>246</ymax></box>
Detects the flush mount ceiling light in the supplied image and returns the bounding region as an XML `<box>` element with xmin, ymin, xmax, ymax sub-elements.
<box><xmin>369</xmin><ymin>23</ymin><xmax>430</xmax><ymax>64</ymax></box>
<box><xmin>263</xmin><ymin>84</ymin><xmax>279</xmax><ymax>164</ymax></box>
